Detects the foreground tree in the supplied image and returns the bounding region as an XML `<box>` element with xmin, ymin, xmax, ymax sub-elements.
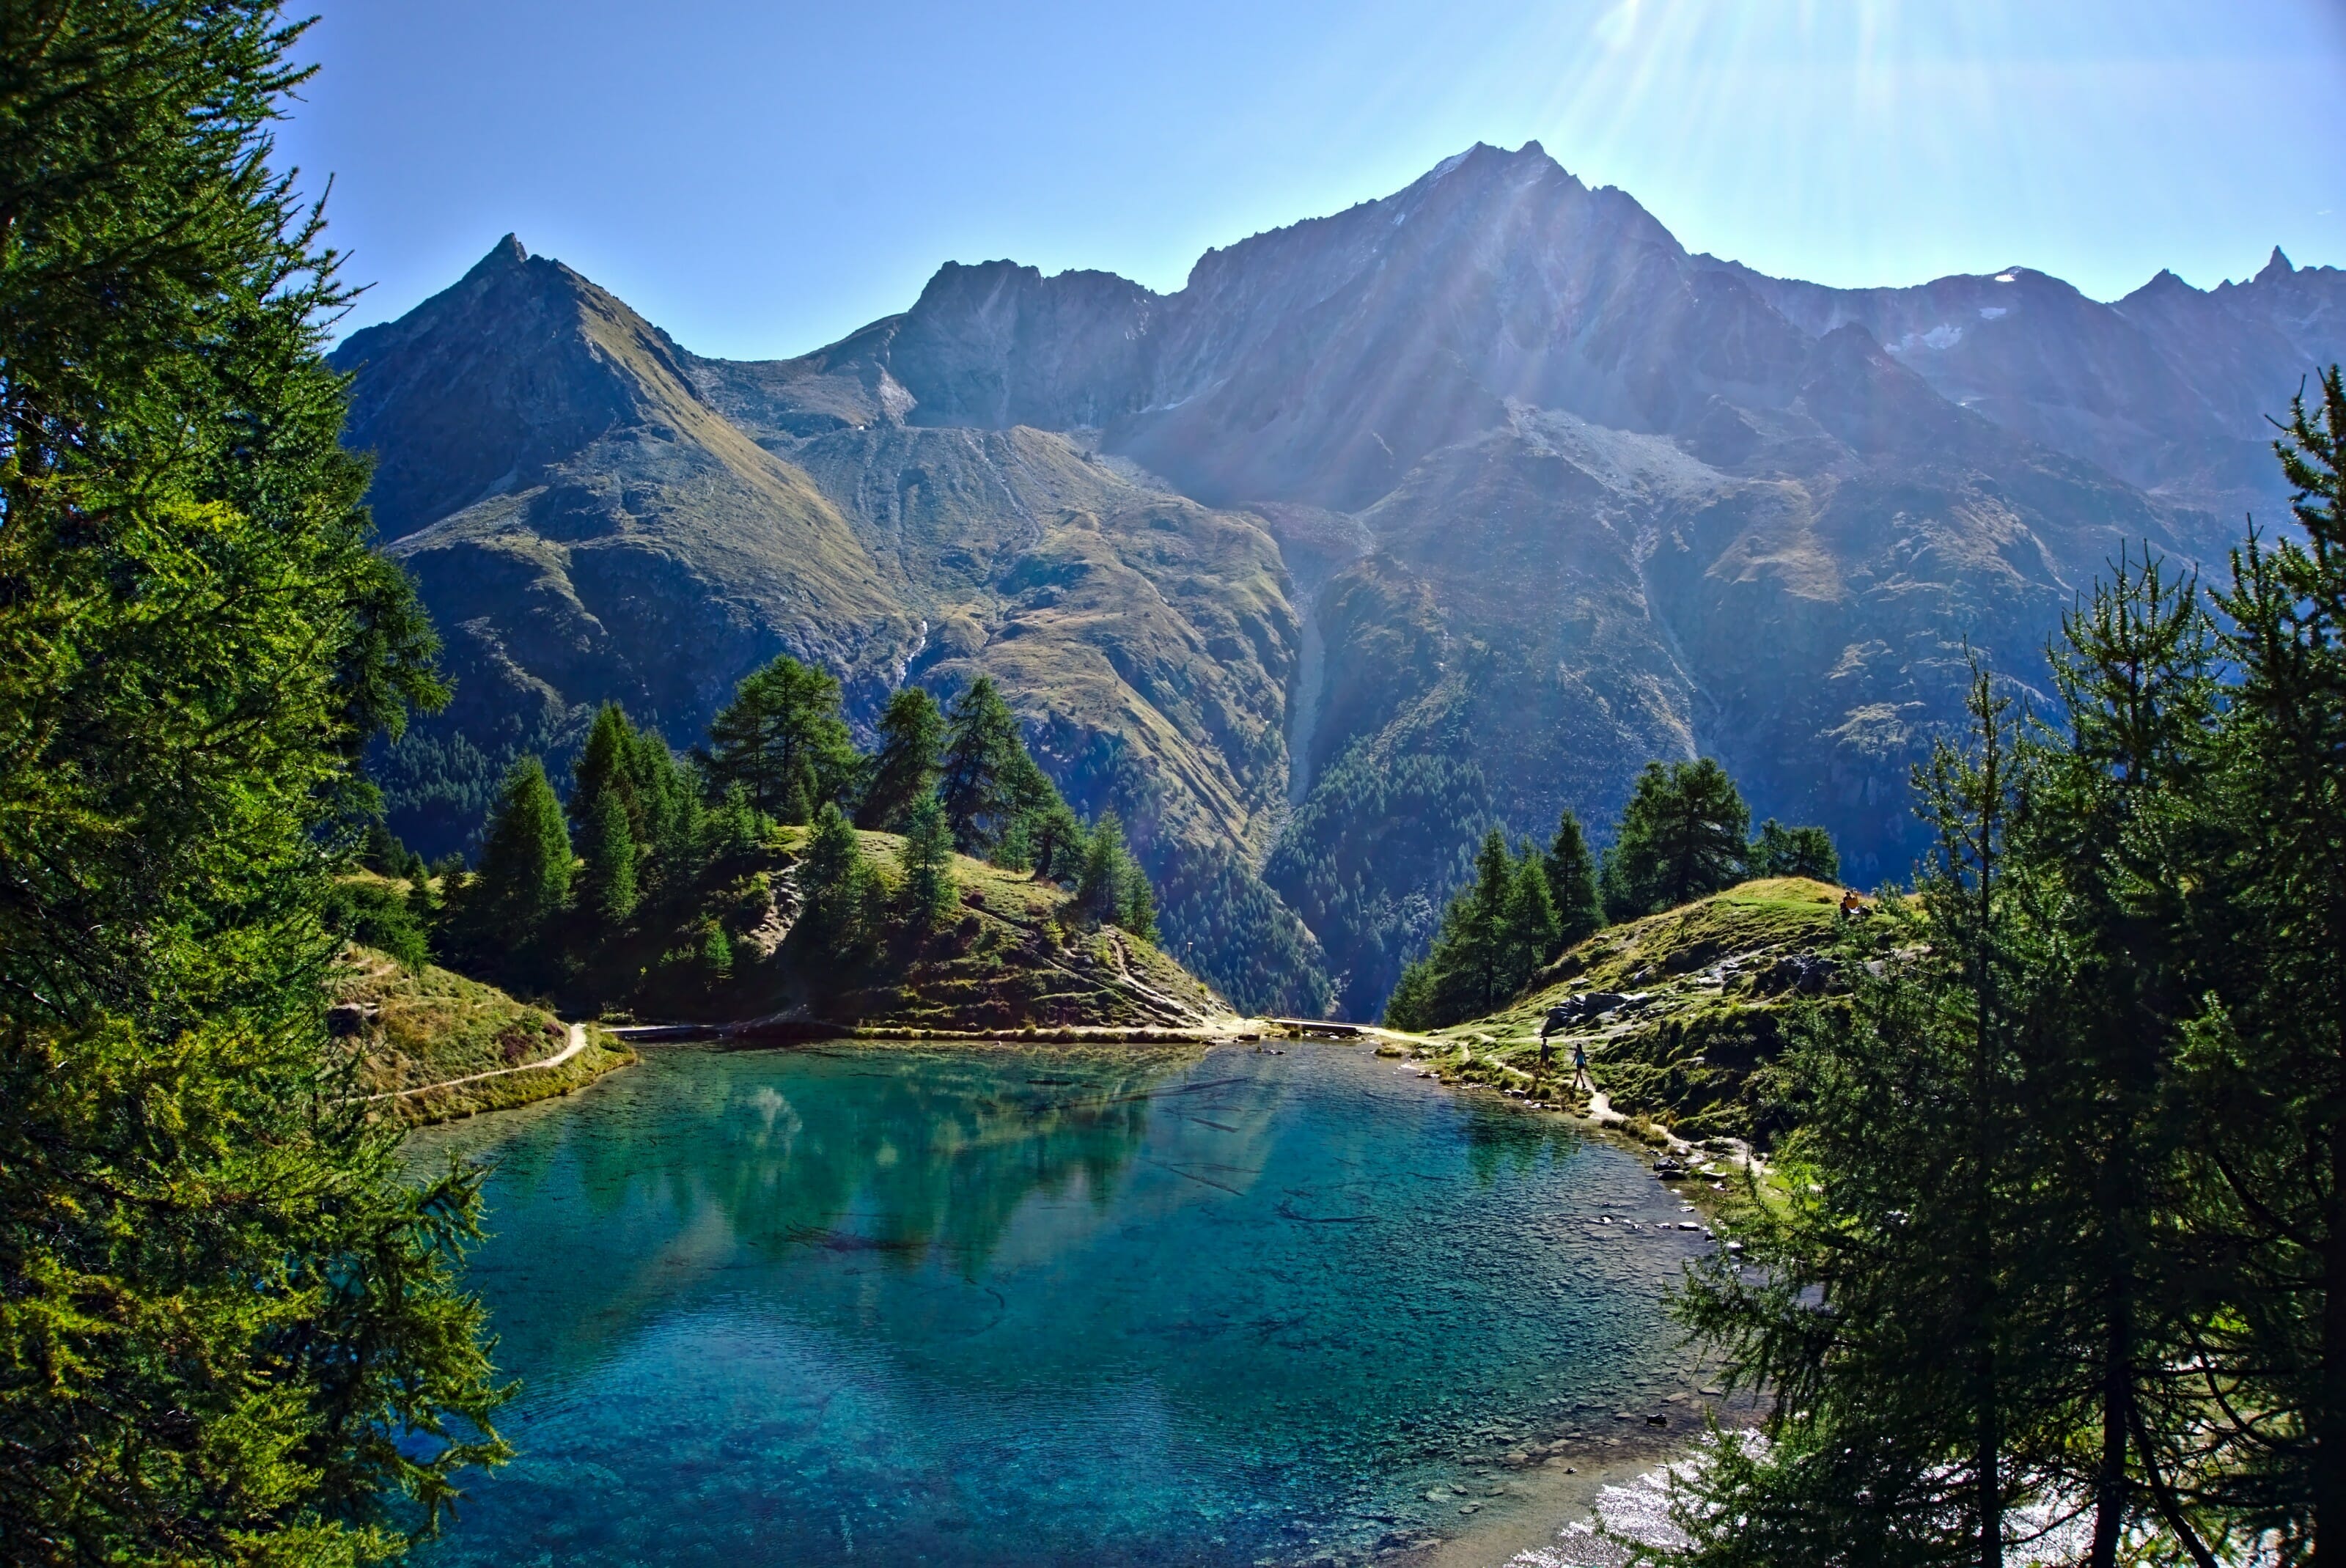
<box><xmin>1604</xmin><ymin>759</ymin><xmax>1752</xmax><ymax>919</ymax></box>
<box><xmin>1673</xmin><ymin>673</ymin><xmax>2056</xmax><ymax>1568</ymax></box>
<box><xmin>2181</xmin><ymin>368</ymin><xmax>2346</xmax><ymax>1553</ymax></box>
<box><xmin>0</xmin><ymin>4</ymin><xmax>506</xmax><ymax>1559</ymax></box>
<box><xmin>1666</xmin><ymin>392</ymin><xmax>2346</xmax><ymax>1564</ymax></box>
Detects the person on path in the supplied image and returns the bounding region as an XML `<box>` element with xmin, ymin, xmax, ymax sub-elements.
<box><xmin>1570</xmin><ymin>1039</ymin><xmax>1592</xmax><ymax>1093</ymax></box>
<box><xmin>1538</xmin><ymin>1005</ymin><xmax>1573</xmax><ymax>1086</ymax></box>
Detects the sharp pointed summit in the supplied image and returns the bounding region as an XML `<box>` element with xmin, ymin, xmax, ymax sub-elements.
<box><xmin>463</xmin><ymin>232</ymin><xmax>529</xmax><ymax>279</ymax></box>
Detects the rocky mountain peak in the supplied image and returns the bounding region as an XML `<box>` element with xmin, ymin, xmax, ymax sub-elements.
<box><xmin>332</xmin><ymin>229</ymin><xmax>717</xmax><ymax>540</ymax></box>
<box><xmin>468</xmin><ymin>232</ymin><xmax>529</xmax><ymax>277</ymax></box>
<box><xmin>2124</xmin><ymin>268</ymin><xmax>2199</xmax><ymax>303</ymax></box>
<box><xmin>2259</xmin><ymin>245</ymin><xmax>2295</xmax><ymax>284</ymax></box>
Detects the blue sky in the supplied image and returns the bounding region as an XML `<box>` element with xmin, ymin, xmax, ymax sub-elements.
<box><xmin>278</xmin><ymin>0</ymin><xmax>2346</xmax><ymax>361</ymax></box>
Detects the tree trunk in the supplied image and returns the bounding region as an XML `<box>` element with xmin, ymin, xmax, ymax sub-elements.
<box><xmin>1977</xmin><ymin>1380</ymin><xmax>2001</xmax><ymax>1568</ymax></box>
<box><xmin>2089</xmin><ymin>1288</ymin><xmax>2129</xmax><ymax>1568</ymax></box>
<box><xmin>2323</xmin><ymin>1118</ymin><xmax>2346</xmax><ymax>1561</ymax></box>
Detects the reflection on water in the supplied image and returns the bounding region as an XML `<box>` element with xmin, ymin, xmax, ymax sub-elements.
<box><xmin>411</xmin><ymin>1043</ymin><xmax>1711</xmax><ymax>1567</ymax></box>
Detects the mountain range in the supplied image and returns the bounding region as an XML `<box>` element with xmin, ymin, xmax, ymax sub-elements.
<box><xmin>335</xmin><ymin>141</ymin><xmax>2346</xmax><ymax>1018</ymax></box>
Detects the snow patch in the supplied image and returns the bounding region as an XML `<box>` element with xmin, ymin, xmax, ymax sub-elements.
<box><xmin>1978</xmin><ymin>306</ymin><xmax>2008</xmax><ymax>320</ymax></box>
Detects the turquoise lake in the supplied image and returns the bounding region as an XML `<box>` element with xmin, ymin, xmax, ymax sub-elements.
<box><xmin>407</xmin><ymin>1042</ymin><xmax>1714</xmax><ymax>1567</ymax></box>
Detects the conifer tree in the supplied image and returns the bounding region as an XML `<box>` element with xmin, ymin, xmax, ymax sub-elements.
<box><xmin>2020</xmin><ymin>554</ymin><xmax>2221</xmax><ymax>1565</ymax></box>
<box><xmin>0</xmin><ymin>4</ymin><xmax>504</xmax><ymax>1553</ymax></box>
<box><xmin>1674</xmin><ymin>672</ymin><xmax>2061</xmax><ymax>1568</ymax></box>
<box><xmin>1119</xmin><ymin>853</ymin><xmax>1161</xmax><ymax>943</ymax></box>
<box><xmin>1077</xmin><ymin>811</ymin><xmax>1131</xmax><ymax>922</ymax></box>
<box><xmin>1408</xmin><ymin>830</ymin><xmax>1520</xmax><ymax>1026</ymax></box>
<box><xmin>628</xmin><ymin>727</ymin><xmax>703</xmax><ymax>900</ymax></box>
<box><xmin>938</xmin><ymin>675</ymin><xmax>1025</xmax><ymax>853</ymax></box>
<box><xmin>703</xmin><ymin>655</ymin><xmax>858</xmax><ymax>822</ymax></box>
<box><xmin>1383</xmin><ymin>957</ymin><xmax>1437</xmax><ymax>1031</ymax></box>
<box><xmin>570</xmin><ymin>704</ymin><xmax>640</xmax><ymax>836</ymax></box>
<box><xmin>459</xmin><ymin>757</ymin><xmax>574</xmax><ymax>989</ymax></box>
<box><xmin>857</xmin><ymin>686</ymin><xmax>944</xmax><ymax>831</ymax></box>
<box><xmin>1029</xmin><ymin>799</ymin><xmax>1087</xmax><ymax>886</ymax></box>
<box><xmin>900</xmin><ymin>794</ymin><xmax>958</xmax><ymax>929</ymax></box>
<box><xmin>2184</xmin><ymin>367</ymin><xmax>2346</xmax><ymax>1550</ymax></box>
<box><xmin>697</xmin><ymin>919</ymin><xmax>734</xmax><ymax>982</ymax></box>
<box><xmin>1502</xmin><ymin>848</ymin><xmax>1563</xmax><ymax>991</ymax></box>
<box><xmin>578</xmin><ymin>785</ymin><xmax>640</xmax><ymax>927</ymax></box>
<box><xmin>1605</xmin><ymin>759</ymin><xmax>1751</xmax><ymax>919</ymax></box>
<box><xmin>796</xmin><ymin>803</ymin><xmax>876</xmax><ymax>958</ymax></box>
<box><xmin>1665</xmin><ymin>382</ymin><xmax>2346</xmax><ymax>1564</ymax></box>
<box><xmin>991</xmin><ymin>814</ymin><xmax>1035</xmax><ymax>872</ymax></box>
<box><xmin>1544</xmin><ymin>808</ymin><xmax>1606</xmax><ymax>949</ymax></box>
<box><xmin>1749</xmin><ymin>819</ymin><xmax>1841</xmax><ymax>882</ymax></box>
<box><xmin>1462</xmin><ymin>830</ymin><xmax>1516</xmax><ymax>1010</ymax></box>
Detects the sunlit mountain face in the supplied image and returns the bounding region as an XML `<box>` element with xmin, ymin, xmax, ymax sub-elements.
<box><xmin>337</xmin><ymin>142</ymin><xmax>2344</xmax><ymax>1018</ymax></box>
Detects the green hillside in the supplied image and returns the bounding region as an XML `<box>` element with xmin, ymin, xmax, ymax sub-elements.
<box><xmin>1420</xmin><ymin>877</ymin><xmax>1845</xmax><ymax>1144</ymax></box>
<box><xmin>333</xmin><ymin>946</ymin><xmax>635</xmax><ymax>1124</ymax></box>
<box><xmin>595</xmin><ymin>823</ymin><xmax>1228</xmax><ymax>1033</ymax></box>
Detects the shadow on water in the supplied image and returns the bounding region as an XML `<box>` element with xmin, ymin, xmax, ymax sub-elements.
<box><xmin>409</xmin><ymin>1042</ymin><xmax>1713</xmax><ymax>1568</ymax></box>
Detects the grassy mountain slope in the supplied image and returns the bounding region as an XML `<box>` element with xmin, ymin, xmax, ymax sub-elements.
<box><xmin>1417</xmin><ymin>878</ymin><xmax>1844</xmax><ymax>1145</ymax></box>
<box><xmin>338</xmin><ymin>251</ymin><xmax>1326</xmax><ymax>1011</ymax></box>
<box><xmin>561</xmin><ymin>821</ymin><xmax>1229</xmax><ymax>1032</ymax></box>
<box><xmin>338</xmin><ymin>240</ymin><xmax>913</xmax><ymax>851</ymax></box>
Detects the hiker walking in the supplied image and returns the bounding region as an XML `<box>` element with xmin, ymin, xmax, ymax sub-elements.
<box><xmin>1538</xmin><ymin>1005</ymin><xmax>1572</xmax><ymax>1073</ymax></box>
<box><xmin>1540</xmin><ymin>1004</ymin><xmax>1592</xmax><ymax>1095</ymax></box>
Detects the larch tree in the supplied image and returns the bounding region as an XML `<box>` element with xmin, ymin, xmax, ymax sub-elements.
<box><xmin>856</xmin><ymin>685</ymin><xmax>944</xmax><ymax>831</ymax></box>
<box><xmin>938</xmin><ymin>675</ymin><xmax>1026</xmax><ymax>854</ymax></box>
<box><xmin>1604</xmin><ymin>759</ymin><xmax>1752</xmax><ymax>919</ymax></box>
<box><xmin>0</xmin><ymin>3</ymin><xmax>507</xmax><ymax>1559</ymax></box>
<box><xmin>1748</xmin><ymin>819</ymin><xmax>1842</xmax><ymax>883</ymax></box>
<box><xmin>1544</xmin><ymin>807</ymin><xmax>1606</xmax><ymax>949</ymax></box>
<box><xmin>702</xmin><ymin>655</ymin><xmax>858</xmax><ymax>823</ymax></box>
<box><xmin>899</xmin><ymin>793</ymin><xmax>958</xmax><ymax>930</ymax></box>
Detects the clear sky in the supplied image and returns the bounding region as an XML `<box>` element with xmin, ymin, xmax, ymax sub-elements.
<box><xmin>276</xmin><ymin>0</ymin><xmax>2346</xmax><ymax>362</ymax></box>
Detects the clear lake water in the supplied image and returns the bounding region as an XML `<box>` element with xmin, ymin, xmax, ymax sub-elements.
<box><xmin>404</xmin><ymin>1040</ymin><xmax>1716</xmax><ymax>1567</ymax></box>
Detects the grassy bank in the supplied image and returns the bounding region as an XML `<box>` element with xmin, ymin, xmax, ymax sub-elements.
<box><xmin>334</xmin><ymin>947</ymin><xmax>635</xmax><ymax>1125</ymax></box>
<box><xmin>1415</xmin><ymin>877</ymin><xmax>1845</xmax><ymax>1144</ymax></box>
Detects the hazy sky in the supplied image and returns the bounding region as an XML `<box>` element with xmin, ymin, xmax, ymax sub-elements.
<box><xmin>278</xmin><ymin>0</ymin><xmax>2346</xmax><ymax>361</ymax></box>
